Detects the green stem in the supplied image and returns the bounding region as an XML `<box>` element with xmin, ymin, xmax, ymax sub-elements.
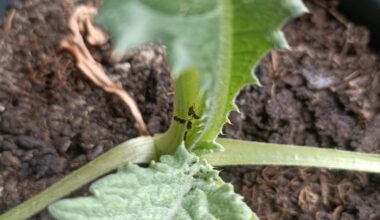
<box><xmin>0</xmin><ymin>137</ymin><xmax>156</xmax><ymax>220</ymax></box>
<box><xmin>3</xmin><ymin>137</ymin><xmax>380</xmax><ymax>220</ymax></box>
<box><xmin>154</xmin><ymin>69</ymin><xmax>200</xmax><ymax>154</ymax></box>
<box><xmin>203</xmin><ymin>138</ymin><xmax>380</xmax><ymax>173</ymax></box>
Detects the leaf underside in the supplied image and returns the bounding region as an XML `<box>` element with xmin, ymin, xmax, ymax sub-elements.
<box><xmin>49</xmin><ymin>146</ymin><xmax>254</xmax><ymax>220</ymax></box>
<box><xmin>96</xmin><ymin>0</ymin><xmax>307</xmax><ymax>154</ymax></box>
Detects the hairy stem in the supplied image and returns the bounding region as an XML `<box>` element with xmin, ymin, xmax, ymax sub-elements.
<box><xmin>0</xmin><ymin>137</ymin><xmax>156</xmax><ymax>220</ymax></box>
<box><xmin>203</xmin><ymin>138</ymin><xmax>380</xmax><ymax>173</ymax></box>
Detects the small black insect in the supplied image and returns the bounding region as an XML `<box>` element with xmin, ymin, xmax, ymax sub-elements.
<box><xmin>188</xmin><ymin>106</ymin><xmax>200</xmax><ymax>119</ymax></box>
<box><xmin>186</xmin><ymin>120</ymin><xmax>192</xmax><ymax>130</ymax></box>
<box><xmin>173</xmin><ymin>116</ymin><xmax>186</xmax><ymax>124</ymax></box>
<box><xmin>173</xmin><ymin>105</ymin><xmax>200</xmax><ymax>140</ymax></box>
<box><xmin>184</xmin><ymin>131</ymin><xmax>188</xmax><ymax>141</ymax></box>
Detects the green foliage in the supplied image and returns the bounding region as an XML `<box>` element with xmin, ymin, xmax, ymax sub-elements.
<box><xmin>47</xmin><ymin>1</ymin><xmax>308</xmax><ymax>219</ymax></box>
<box><xmin>49</xmin><ymin>146</ymin><xmax>255</xmax><ymax>220</ymax></box>
<box><xmin>3</xmin><ymin>1</ymin><xmax>380</xmax><ymax>220</ymax></box>
<box><xmin>96</xmin><ymin>0</ymin><xmax>307</xmax><ymax>154</ymax></box>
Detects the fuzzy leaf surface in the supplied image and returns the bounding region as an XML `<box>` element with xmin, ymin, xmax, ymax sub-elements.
<box><xmin>49</xmin><ymin>146</ymin><xmax>254</xmax><ymax>220</ymax></box>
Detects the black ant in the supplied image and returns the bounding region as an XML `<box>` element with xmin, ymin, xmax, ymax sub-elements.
<box><xmin>173</xmin><ymin>105</ymin><xmax>200</xmax><ymax>140</ymax></box>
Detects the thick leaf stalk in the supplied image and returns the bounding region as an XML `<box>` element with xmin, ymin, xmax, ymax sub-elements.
<box><xmin>204</xmin><ymin>138</ymin><xmax>380</xmax><ymax>173</ymax></box>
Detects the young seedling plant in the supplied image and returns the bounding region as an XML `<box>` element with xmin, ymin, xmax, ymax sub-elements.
<box><xmin>2</xmin><ymin>0</ymin><xmax>380</xmax><ymax>219</ymax></box>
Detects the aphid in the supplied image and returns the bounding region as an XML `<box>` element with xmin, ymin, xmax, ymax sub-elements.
<box><xmin>174</xmin><ymin>105</ymin><xmax>200</xmax><ymax>141</ymax></box>
<box><xmin>173</xmin><ymin>116</ymin><xmax>186</xmax><ymax>124</ymax></box>
<box><xmin>186</xmin><ymin>120</ymin><xmax>192</xmax><ymax>130</ymax></box>
<box><xmin>184</xmin><ymin>131</ymin><xmax>188</xmax><ymax>141</ymax></box>
<box><xmin>188</xmin><ymin>106</ymin><xmax>200</xmax><ymax>119</ymax></box>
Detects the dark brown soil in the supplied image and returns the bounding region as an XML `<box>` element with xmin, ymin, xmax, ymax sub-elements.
<box><xmin>0</xmin><ymin>0</ymin><xmax>173</xmax><ymax>216</ymax></box>
<box><xmin>222</xmin><ymin>1</ymin><xmax>380</xmax><ymax>219</ymax></box>
<box><xmin>0</xmin><ymin>0</ymin><xmax>380</xmax><ymax>219</ymax></box>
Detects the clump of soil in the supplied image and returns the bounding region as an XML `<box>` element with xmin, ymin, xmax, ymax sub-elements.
<box><xmin>0</xmin><ymin>0</ymin><xmax>380</xmax><ymax>219</ymax></box>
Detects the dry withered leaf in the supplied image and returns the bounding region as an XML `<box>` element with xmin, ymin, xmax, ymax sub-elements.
<box><xmin>60</xmin><ymin>6</ymin><xmax>149</xmax><ymax>136</ymax></box>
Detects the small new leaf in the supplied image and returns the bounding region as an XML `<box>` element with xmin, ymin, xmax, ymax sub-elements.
<box><xmin>49</xmin><ymin>145</ymin><xmax>254</xmax><ymax>220</ymax></box>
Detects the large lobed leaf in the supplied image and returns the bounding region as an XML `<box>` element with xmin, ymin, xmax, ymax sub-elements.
<box><xmin>96</xmin><ymin>0</ymin><xmax>307</xmax><ymax>154</ymax></box>
<box><xmin>49</xmin><ymin>146</ymin><xmax>255</xmax><ymax>220</ymax></box>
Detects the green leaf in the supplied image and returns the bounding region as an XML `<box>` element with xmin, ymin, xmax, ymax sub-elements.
<box><xmin>96</xmin><ymin>0</ymin><xmax>307</xmax><ymax>154</ymax></box>
<box><xmin>48</xmin><ymin>146</ymin><xmax>254</xmax><ymax>220</ymax></box>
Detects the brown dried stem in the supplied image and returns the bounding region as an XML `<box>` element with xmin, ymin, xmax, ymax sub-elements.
<box><xmin>60</xmin><ymin>6</ymin><xmax>149</xmax><ymax>135</ymax></box>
